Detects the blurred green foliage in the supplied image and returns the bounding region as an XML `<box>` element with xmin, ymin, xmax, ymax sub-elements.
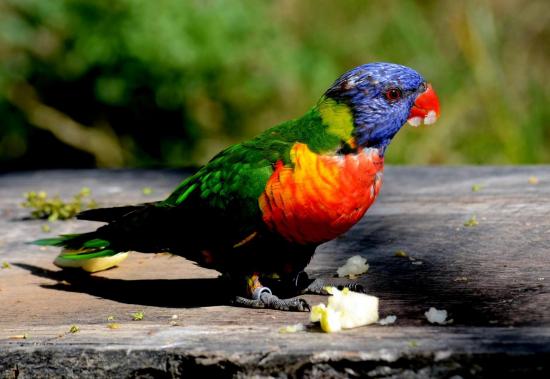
<box><xmin>0</xmin><ymin>0</ymin><xmax>548</xmax><ymax>169</ymax></box>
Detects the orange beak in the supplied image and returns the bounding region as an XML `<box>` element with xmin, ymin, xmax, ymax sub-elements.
<box><xmin>407</xmin><ymin>83</ymin><xmax>440</xmax><ymax>127</ymax></box>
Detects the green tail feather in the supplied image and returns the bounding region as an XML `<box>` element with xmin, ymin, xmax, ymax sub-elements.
<box><xmin>33</xmin><ymin>233</ymin><xmax>119</xmax><ymax>260</ymax></box>
<box><xmin>59</xmin><ymin>249</ymin><xmax>117</xmax><ymax>260</ymax></box>
<box><xmin>82</xmin><ymin>238</ymin><xmax>110</xmax><ymax>248</ymax></box>
<box><xmin>32</xmin><ymin>237</ymin><xmax>69</xmax><ymax>246</ymax></box>
<box><xmin>32</xmin><ymin>233</ymin><xmax>83</xmax><ymax>247</ymax></box>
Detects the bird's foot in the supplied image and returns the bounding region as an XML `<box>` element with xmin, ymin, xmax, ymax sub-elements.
<box><xmin>233</xmin><ymin>287</ymin><xmax>310</xmax><ymax>312</ymax></box>
<box><xmin>302</xmin><ymin>276</ymin><xmax>365</xmax><ymax>295</ymax></box>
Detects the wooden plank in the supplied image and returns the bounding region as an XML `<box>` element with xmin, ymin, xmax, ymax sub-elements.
<box><xmin>1</xmin><ymin>167</ymin><xmax>550</xmax><ymax>377</ymax></box>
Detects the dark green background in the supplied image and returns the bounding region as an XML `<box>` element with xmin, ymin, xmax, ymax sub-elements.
<box><xmin>0</xmin><ymin>0</ymin><xmax>548</xmax><ymax>170</ymax></box>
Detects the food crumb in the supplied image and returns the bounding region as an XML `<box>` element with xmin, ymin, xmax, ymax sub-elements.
<box><xmin>107</xmin><ymin>315</ymin><xmax>115</xmax><ymax>321</ymax></box>
<box><xmin>131</xmin><ymin>311</ymin><xmax>144</xmax><ymax>321</ymax></box>
<box><xmin>9</xmin><ymin>333</ymin><xmax>29</xmax><ymax>340</ymax></box>
<box><xmin>454</xmin><ymin>276</ymin><xmax>468</xmax><ymax>282</ymax></box>
<box><xmin>464</xmin><ymin>215</ymin><xmax>479</xmax><ymax>227</ymax></box>
<box><xmin>69</xmin><ymin>325</ymin><xmax>80</xmax><ymax>334</ymax></box>
<box><xmin>107</xmin><ymin>323</ymin><xmax>120</xmax><ymax>329</ymax></box>
<box><xmin>1</xmin><ymin>261</ymin><xmax>10</xmax><ymax>269</ymax></box>
<box><xmin>528</xmin><ymin>176</ymin><xmax>539</xmax><ymax>185</ymax></box>
<box><xmin>394</xmin><ymin>250</ymin><xmax>408</xmax><ymax>258</ymax></box>
<box><xmin>41</xmin><ymin>224</ymin><xmax>51</xmax><ymax>233</ymax></box>
<box><xmin>142</xmin><ymin>187</ymin><xmax>154</xmax><ymax>195</ymax></box>
<box><xmin>337</xmin><ymin>255</ymin><xmax>369</xmax><ymax>278</ymax></box>
<box><xmin>378</xmin><ymin>315</ymin><xmax>397</xmax><ymax>325</ymax></box>
<box><xmin>279</xmin><ymin>323</ymin><xmax>306</xmax><ymax>333</ymax></box>
<box><xmin>425</xmin><ymin>307</ymin><xmax>450</xmax><ymax>325</ymax></box>
<box><xmin>471</xmin><ymin>184</ymin><xmax>482</xmax><ymax>192</ymax></box>
<box><xmin>395</xmin><ymin>252</ymin><xmax>425</xmax><ymax>265</ymax></box>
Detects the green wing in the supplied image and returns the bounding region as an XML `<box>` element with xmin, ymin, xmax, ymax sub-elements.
<box><xmin>161</xmin><ymin>133</ymin><xmax>295</xmax><ymax>246</ymax></box>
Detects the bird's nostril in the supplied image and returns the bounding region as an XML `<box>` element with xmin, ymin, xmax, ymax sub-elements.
<box><xmin>419</xmin><ymin>82</ymin><xmax>427</xmax><ymax>93</ymax></box>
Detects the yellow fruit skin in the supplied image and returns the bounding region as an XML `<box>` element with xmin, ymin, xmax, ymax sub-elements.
<box><xmin>310</xmin><ymin>303</ymin><xmax>326</xmax><ymax>323</ymax></box>
<box><xmin>54</xmin><ymin>252</ymin><xmax>129</xmax><ymax>273</ymax></box>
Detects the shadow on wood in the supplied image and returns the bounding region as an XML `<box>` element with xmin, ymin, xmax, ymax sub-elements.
<box><xmin>315</xmin><ymin>214</ymin><xmax>549</xmax><ymax>327</ymax></box>
<box><xmin>13</xmin><ymin>263</ymin><xmax>230</xmax><ymax>308</ymax></box>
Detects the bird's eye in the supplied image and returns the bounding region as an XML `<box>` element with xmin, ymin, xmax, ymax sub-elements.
<box><xmin>385</xmin><ymin>88</ymin><xmax>402</xmax><ymax>101</ymax></box>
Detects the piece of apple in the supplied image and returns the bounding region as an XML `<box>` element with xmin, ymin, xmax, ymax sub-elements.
<box><xmin>54</xmin><ymin>251</ymin><xmax>129</xmax><ymax>273</ymax></box>
<box><xmin>310</xmin><ymin>287</ymin><xmax>379</xmax><ymax>332</ymax></box>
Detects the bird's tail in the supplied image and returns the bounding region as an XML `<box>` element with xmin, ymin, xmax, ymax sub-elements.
<box><xmin>33</xmin><ymin>233</ymin><xmax>128</xmax><ymax>272</ymax></box>
<box><xmin>33</xmin><ymin>232</ymin><xmax>117</xmax><ymax>259</ymax></box>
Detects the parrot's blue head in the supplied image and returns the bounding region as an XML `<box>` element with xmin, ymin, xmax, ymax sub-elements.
<box><xmin>324</xmin><ymin>62</ymin><xmax>440</xmax><ymax>152</ymax></box>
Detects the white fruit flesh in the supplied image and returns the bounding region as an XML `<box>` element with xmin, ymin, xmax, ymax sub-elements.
<box><xmin>310</xmin><ymin>287</ymin><xmax>379</xmax><ymax>332</ymax></box>
<box><xmin>336</xmin><ymin>255</ymin><xmax>369</xmax><ymax>278</ymax></box>
<box><xmin>424</xmin><ymin>307</ymin><xmax>448</xmax><ymax>324</ymax></box>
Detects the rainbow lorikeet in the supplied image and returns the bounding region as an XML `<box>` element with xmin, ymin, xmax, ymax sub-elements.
<box><xmin>35</xmin><ymin>62</ymin><xmax>440</xmax><ymax>311</ymax></box>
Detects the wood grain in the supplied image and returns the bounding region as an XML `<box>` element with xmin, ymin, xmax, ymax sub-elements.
<box><xmin>1</xmin><ymin>167</ymin><xmax>549</xmax><ymax>378</ymax></box>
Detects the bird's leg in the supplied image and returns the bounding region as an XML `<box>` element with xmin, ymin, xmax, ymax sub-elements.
<box><xmin>232</xmin><ymin>273</ymin><xmax>310</xmax><ymax>312</ymax></box>
<box><xmin>296</xmin><ymin>271</ymin><xmax>366</xmax><ymax>295</ymax></box>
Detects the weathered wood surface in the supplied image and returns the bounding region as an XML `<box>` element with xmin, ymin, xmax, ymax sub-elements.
<box><xmin>1</xmin><ymin>167</ymin><xmax>549</xmax><ymax>378</ymax></box>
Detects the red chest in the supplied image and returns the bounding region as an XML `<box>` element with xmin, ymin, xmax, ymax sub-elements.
<box><xmin>259</xmin><ymin>143</ymin><xmax>383</xmax><ymax>245</ymax></box>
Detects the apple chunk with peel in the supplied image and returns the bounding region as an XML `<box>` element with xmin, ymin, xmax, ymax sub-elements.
<box><xmin>310</xmin><ymin>287</ymin><xmax>379</xmax><ymax>332</ymax></box>
<box><xmin>54</xmin><ymin>251</ymin><xmax>129</xmax><ymax>273</ymax></box>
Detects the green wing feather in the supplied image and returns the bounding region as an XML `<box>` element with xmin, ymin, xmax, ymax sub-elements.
<box><xmin>58</xmin><ymin>249</ymin><xmax>117</xmax><ymax>260</ymax></box>
<box><xmin>32</xmin><ymin>237</ymin><xmax>70</xmax><ymax>246</ymax></box>
<box><xmin>161</xmin><ymin>145</ymin><xmax>282</xmax><ymax>244</ymax></box>
<box><xmin>163</xmin><ymin>107</ymin><xmax>332</xmax><ymax>207</ymax></box>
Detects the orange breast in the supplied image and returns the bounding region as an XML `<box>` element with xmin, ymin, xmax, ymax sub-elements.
<box><xmin>259</xmin><ymin>143</ymin><xmax>383</xmax><ymax>245</ymax></box>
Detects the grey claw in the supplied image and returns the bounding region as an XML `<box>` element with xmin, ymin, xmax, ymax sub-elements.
<box><xmin>345</xmin><ymin>283</ymin><xmax>365</xmax><ymax>293</ymax></box>
<box><xmin>233</xmin><ymin>290</ymin><xmax>310</xmax><ymax>312</ymax></box>
<box><xmin>304</xmin><ymin>278</ymin><xmax>366</xmax><ymax>295</ymax></box>
<box><xmin>296</xmin><ymin>298</ymin><xmax>311</xmax><ymax>312</ymax></box>
<box><xmin>260</xmin><ymin>292</ymin><xmax>310</xmax><ymax>312</ymax></box>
